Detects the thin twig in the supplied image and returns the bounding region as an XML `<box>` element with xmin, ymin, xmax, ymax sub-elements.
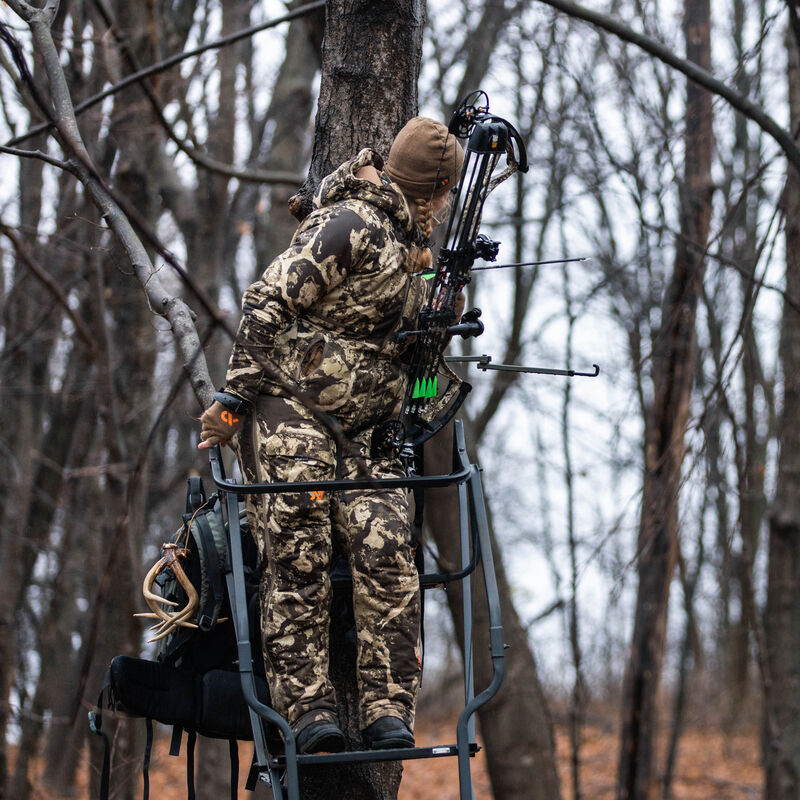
<box><xmin>0</xmin><ymin>143</ymin><xmax>75</xmax><ymax>172</ymax></box>
<box><xmin>536</xmin><ymin>0</ymin><xmax>800</xmax><ymax>174</ymax></box>
<box><xmin>6</xmin><ymin>0</ymin><xmax>326</xmax><ymax>149</ymax></box>
<box><xmin>80</xmin><ymin>0</ymin><xmax>306</xmax><ymax>186</ymax></box>
<box><xmin>0</xmin><ymin>221</ymin><xmax>97</xmax><ymax>353</ymax></box>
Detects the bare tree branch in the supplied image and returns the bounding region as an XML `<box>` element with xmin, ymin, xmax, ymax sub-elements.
<box><xmin>535</xmin><ymin>0</ymin><xmax>800</xmax><ymax>174</ymax></box>
<box><xmin>1</xmin><ymin>9</ymin><xmax>217</xmax><ymax>406</ymax></box>
<box><xmin>0</xmin><ymin>222</ymin><xmax>96</xmax><ymax>354</ymax></box>
<box><xmin>0</xmin><ymin>143</ymin><xmax>73</xmax><ymax>171</ymax></box>
<box><xmin>84</xmin><ymin>0</ymin><xmax>307</xmax><ymax>187</ymax></box>
<box><xmin>6</xmin><ymin>0</ymin><xmax>325</xmax><ymax>158</ymax></box>
<box><xmin>2</xmin><ymin>7</ymin><xmax>385</xmax><ymax>470</ymax></box>
<box><xmin>0</xmin><ymin>16</ymin><xmax>240</xmax><ymax>333</ymax></box>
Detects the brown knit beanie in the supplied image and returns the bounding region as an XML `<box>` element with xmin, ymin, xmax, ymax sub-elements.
<box><xmin>385</xmin><ymin>117</ymin><xmax>464</xmax><ymax>198</ymax></box>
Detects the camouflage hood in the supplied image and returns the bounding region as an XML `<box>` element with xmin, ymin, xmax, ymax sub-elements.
<box><xmin>313</xmin><ymin>149</ymin><xmax>414</xmax><ymax>236</ymax></box>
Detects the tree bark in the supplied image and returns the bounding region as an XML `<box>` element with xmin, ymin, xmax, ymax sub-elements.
<box><xmin>0</xmin><ymin>31</ymin><xmax>51</xmax><ymax>783</ymax></box>
<box><xmin>616</xmin><ymin>2</ymin><xmax>714</xmax><ymax>798</ymax></box>
<box><xmin>290</xmin><ymin>0</ymin><xmax>425</xmax><ymax>220</ymax></box>
<box><xmin>0</xmin><ymin>159</ymin><xmax>40</xmax><ymax>800</ymax></box>
<box><xmin>763</xmin><ymin>22</ymin><xmax>800</xmax><ymax>800</ymax></box>
<box><xmin>286</xmin><ymin>2</ymin><xmax>424</xmax><ymax>797</ymax></box>
<box><xmin>724</xmin><ymin>0</ymin><xmax>771</xmax><ymax>710</ymax></box>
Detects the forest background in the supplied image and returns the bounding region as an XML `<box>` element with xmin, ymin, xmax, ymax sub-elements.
<box><xmin>1</xmin><ymin>0</ymin><xmax>799</xmax><ymax>799</ymax></box>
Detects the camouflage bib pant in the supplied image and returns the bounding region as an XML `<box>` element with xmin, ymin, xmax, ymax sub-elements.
<box><xmin>240</xmin><ymin>395</ymin><xmax>421</xmax><ymax>733</ymax></box>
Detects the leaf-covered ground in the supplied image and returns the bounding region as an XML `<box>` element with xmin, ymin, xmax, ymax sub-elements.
<box><xmin>399</xmin><ymin>717</ymin><xmax>760</xmax><ymax>800</ymax></box>
<box><xmin>22</xmin><ymin>714</ymin><xmax>760</xmax><ymax>799</ymax></box>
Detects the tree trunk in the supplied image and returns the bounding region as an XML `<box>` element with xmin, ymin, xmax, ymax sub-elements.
<box><xmin>286</xmin><ymin>2</ymin><xmax>425</xmax><ymax>797</ymax></box>
<box><xmin>763</xmin><ymin>23</ymin><xmax>800</xmax><ymax>800</ymax></box>
<box><xmin>290</xmin><ymin>0</ymin><xmax>426</xmax><ymax>220</ymax></box>
<box><xmin>0</xmin><ymin>111</ymin><xmax>47</xmax><ymax>798</ymax></box>
<box><xmin>7</xmin><ymin>509</ymin><xmax>82</xmax><ymax>800</ymax></box>
<box><xmin>724</xmin><ymin>0</ymin><xmax>770</xmax><ymax>710</ymax></box>
<box><xmin>616</xmin><ymin>2</ymin><xmax>714</xmax><ymax>798</ymax></box>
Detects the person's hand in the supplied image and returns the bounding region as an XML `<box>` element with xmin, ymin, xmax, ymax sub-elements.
<box><xmin>198</xmin><ymin>401</ymin><xmax>244</xmax><ymax>449</ymax></box>
<box><xmin>432</xmin><ymin>291</ymin><xmax>466</xmax><ymax>319</ymax></box>
<box><xmin>454</xmin><ymin>291</ymin><xmax>466</xmax><ymax>321</ymax></box>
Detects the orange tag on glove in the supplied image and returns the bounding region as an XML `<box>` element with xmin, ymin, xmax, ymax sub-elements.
<box><xmin>221</xmin><ymin>410</ymin><xmax>240</xmax><ymax>426</ymax></box>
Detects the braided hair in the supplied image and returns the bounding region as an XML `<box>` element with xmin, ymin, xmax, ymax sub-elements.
<box><xmin>405</xmin><ymin>197</ymin><xmax>434</xmax><ymax>273</ymax></box>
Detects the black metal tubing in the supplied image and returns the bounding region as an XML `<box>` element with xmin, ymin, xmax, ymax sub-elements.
<box><xmin>458</xmin><ymin>474</ymin><xmax>477</xmax><ymax>747</ymax></box>
<box><xmin>209</xmin><ymin>446</ymin><xmax>471</xmax><ymax>494</ymax></box>
<box><xmin>455</xmin><ymin>465</ymin><xmax>505</xmax><ymax>794</ymax></box>
<box><xmin>222</xmin><ymin>489</ymin><xmax>298</xmax><ymax>798</ymax></box>
<box><xmin>418</xmin><ymin>522</ymin><xmax>480</xmax><ymax>588</ymax></box>
<box><xmin>210</xmin><ymin>423</ymin><xmax>482</xmax><ymax>588</ymax></box>
<box><xmin>270</xmin><ymin>742</ymin><xmax>479</xmax><ymax>767</ymax></box>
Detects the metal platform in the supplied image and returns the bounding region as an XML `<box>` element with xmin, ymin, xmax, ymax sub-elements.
<box><xmin>270</xmin><ymin>742</ymin><xmax>480</xmax><ymax>768</ymax></box>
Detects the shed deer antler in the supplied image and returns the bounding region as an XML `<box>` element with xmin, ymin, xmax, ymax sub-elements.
<box><xmin>134</xmin><ymin>543</ymin><xmax>199</xmax><ymax>642</ymax></box>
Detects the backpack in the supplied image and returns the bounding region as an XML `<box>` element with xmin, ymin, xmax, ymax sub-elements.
<box><xmin>90</xmin><ymin>476</ymin><xmax>275</xmax><ymax>800</ymax></box>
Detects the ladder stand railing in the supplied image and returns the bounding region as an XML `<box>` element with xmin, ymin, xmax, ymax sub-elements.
<box><xmin>208</xmin><ymin>420</ymin><xmax>504</xmax><ymax>800</ymax></box>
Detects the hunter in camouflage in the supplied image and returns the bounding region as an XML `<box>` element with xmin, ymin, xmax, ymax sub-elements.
<box><xmin>199</xmin><ymin>118</ymin><xmax>464</xmax><ymax>753</ymax></box>
<box><xmin>224</xmin><ymin>148</ymin><xmax>432</xmax><ymax>432</ymax></box>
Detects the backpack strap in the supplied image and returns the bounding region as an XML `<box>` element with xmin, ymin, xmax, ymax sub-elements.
<box><xmin>169</xmin><ymin>725</ymin><xmax>183</xmax><ymax>756</ymax></box>
<box><xmin>185</xmin><ymin>476</ymin><xmax>207</xmax><ymax>514</ymax></box>
<box><xmin>229</xmin><ymin>739</ymin><xmax>239</xmax><ymax>800</ymax></box>
<box><xmin>88</xmin><ymin>682</ymin><xmax>111</xmax><ymax>800</ymax></box>
<box><xmin>191</xmin><ymin>505</ymin><xmax>229</xmax><ymax>631</ymax></box>
<box><xmin>186</xmin><ymin>731</ymin><xmax>197</xmax><ymax>800</ymax></box>
<box><xmin>245</xmin><ymin>748</ymin><xmax>259</xmax><ymax>792</ymax></box>
<box><xmin>88</xmin><ymin>668</ymin><xmax>154</xmax><ymax>800</ymax></box>
<box><xmin>142</xmin><ymin>718</ymin><xmax>153</xmax><ymax>800</ymax></box>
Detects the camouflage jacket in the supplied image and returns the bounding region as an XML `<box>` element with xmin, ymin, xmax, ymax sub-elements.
<box><xmin>224</xmin><ymin>149</ymin><xmax>433</xmax><ymax>433</ymax></box>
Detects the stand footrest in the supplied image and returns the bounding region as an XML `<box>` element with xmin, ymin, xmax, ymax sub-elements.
<box><xmin>268</xmin><ymin>742</ymin><xmax>480</xmax><ymax>768</ymax></box>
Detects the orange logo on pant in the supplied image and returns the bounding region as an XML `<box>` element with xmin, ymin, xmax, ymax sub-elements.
<box><xmin>309</xmin><ymin>491</ymin><xmax>325</xmax><ymax>502</ymax></box>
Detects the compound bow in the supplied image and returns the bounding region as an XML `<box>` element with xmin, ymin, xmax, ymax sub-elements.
<box><xmin>374</xmin><ymin>91</ymin><xmax>529</xmax><ymax>456</ymax></box>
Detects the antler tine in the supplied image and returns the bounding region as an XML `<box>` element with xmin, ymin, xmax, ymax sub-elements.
<box><xmin>153</xmin><ymin>599</ymin><xmax>199</xmax><ymax>631</ymax></box>
<box><xmin>147</xmin><ymin>618</ymin><xmax>199</xmax><ymax>643</ymax></box>
<box><xmin>171</xmin><ymin>557</ymin><xmax>199</xmax><ymax>611</ymax></box>
<box><xmin>142</xmin><ymin>604</ymin><xmax>200</xmax><ymax>642</ymax></box>
<box><xmin>142</xmin><ymin>557</ymin><xmax>179</xmax><ymax>609</ymax></box>
<box><xmin>146</xmin><ymin>600</ymin><xmax>200</xmax><ymax>641</ymax></box>
<box><xmin>137</xmin><ymin>542</ymin><xmax>201</xmax><ymax>642</ymax></box>
<box><xmin>134</xmin><ymin>612</ymin><xmax>200</xmax><ymax>626</ymax></box>
<box><xmin>140</xmin><ymin>558</ymin><xmax>180</xmax><ymax>633</ymax></box>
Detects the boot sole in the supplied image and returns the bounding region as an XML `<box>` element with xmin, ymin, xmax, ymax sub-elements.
<box><xmin>298</xmin><ymin>724</ymin><xmax>346</xmax><ymax>755</ymax></box>
<box><xmin>368</xmin><ymin>734</ymin><xmax>415</xmax><ymax>750</ymax></box>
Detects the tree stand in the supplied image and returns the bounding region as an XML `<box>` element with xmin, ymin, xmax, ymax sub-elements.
<box><xmin>210</xmin><ymin>420</ymin><xmax>505</xmax><ymax>800</ymax></box>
